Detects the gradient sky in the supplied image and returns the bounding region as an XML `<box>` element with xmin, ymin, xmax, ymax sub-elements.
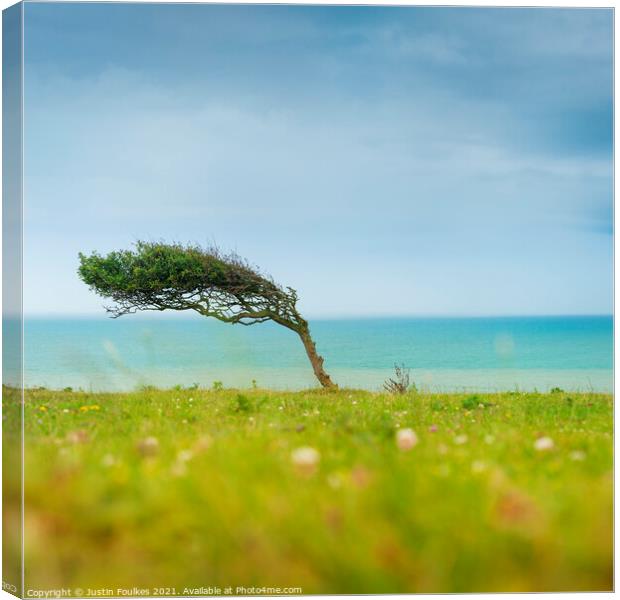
<box><xmin>22</xmin><ymin>3</ymin><xmax>613</xmax><ymax>317</ymax></box>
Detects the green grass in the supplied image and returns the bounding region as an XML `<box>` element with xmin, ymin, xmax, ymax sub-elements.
<box><xmin>5</xmin><ymin>386</ymin><xmax>613</xmax><ymax>594</ymax></box>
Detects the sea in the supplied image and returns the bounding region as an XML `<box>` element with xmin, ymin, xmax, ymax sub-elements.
<box><xmin>13</xmin><ymin>315</ymin><xmax>614</xmax><ymax>393</ymax></box>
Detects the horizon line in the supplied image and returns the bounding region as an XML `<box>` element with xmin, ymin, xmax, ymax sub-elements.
<box><xmin>15</xmin><ymin>312</ymin><xmax>614</xmax><ymax>320</ymax></box>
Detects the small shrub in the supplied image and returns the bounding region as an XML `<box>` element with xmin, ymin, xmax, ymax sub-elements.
<box><xmin>63</xmin><ymin>387</ymin><xmax>73</xmax><ymax>393</ymax></box>
<box><xmin>137</xmin><ymin>384</ymin><xmax>158</xmax><ymax>392</ymax></box>
<box><xmin>462</xmin><ymin>395</ymin><xmax>494</xmax><ymax>410</ymax></box>
<box><xmin>233</xmin><ymin>394</ymin><xmax>252</xmax><ymax>412</ymax></box>
<box><xmin>462</xmin><ymin>395</ymin><xmax>480</xmax><ymax>410</ymax></box>
<box><xmin>212</xmin><ymin>381</ymin><xmax>224</xmax><ymax>391</ymax></box>
<box><xmin>383</xmin><ymin>364</ymin><xmax>412</xmax><ymax>395</ymax></box>
<box><xmin>550</xmin><ymin>387</ymin><xmax>564</xmax><ymax>394</ymax></box>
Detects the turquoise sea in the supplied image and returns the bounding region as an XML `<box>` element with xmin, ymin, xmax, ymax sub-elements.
<box><xmin>16</xmin><ymin>315</ymin><xmax>613</xmax><ymax>392</ymax></box>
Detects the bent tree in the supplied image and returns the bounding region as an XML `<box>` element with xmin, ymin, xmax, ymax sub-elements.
<box><xmin>78</xmin><ymin>242</ymin><xmax>336</xmax><ymax>389</ymax></box>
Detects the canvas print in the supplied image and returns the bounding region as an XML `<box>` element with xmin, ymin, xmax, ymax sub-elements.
<box><xmin>2</xmin><ymin>2</ymin><xmax>613</xmax><ymax>596</ymax></box>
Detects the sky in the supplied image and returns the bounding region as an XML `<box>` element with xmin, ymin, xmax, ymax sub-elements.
<box><xmin>22</xmin><ymin>3</ymin><xmax>613</xmax><ymax>317</ymax></box>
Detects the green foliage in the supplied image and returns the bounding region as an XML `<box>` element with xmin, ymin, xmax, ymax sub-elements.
<box><xmin>462</xmin><ymin>395</ymin><xmax>494</xmax><ymax>410</ymax></box>
<box><xmin>78</xmin><ymin>241</ymin><xmax>227</xmax><ymax>297</ymax></box>
<box><xmin>173</xmin><ymin>382</ymin><xmax>200</xmax><ymax>391</ymax></box>
<box><xmin>551</xmin><ymin>387</ymin><xmax>564</xmax><ymax>394</ymax></box>
<box><xmin>77</xmin><ymin>241</ymin><xmax>292</xmax><ymax>324</ymax></box>
<box><xmin>212</xmin><ymin>380</ymin><xmax>224</xmax><ymax>391</ymax></box>
<box><xmin>462</xmin><ymin>395</ymin><xmax>480</xmax><ymax>410</ymax></box>
<box><xmin>232</xmin><ymin>393</ymin><xmax>253</xmax><ymax>413</ymax></box>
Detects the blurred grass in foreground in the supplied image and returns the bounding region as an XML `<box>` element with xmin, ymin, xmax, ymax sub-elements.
<box><xmin>7</xmin><ymin>386</ymin><xmax>612</xmax><ymax>593</ymax></box>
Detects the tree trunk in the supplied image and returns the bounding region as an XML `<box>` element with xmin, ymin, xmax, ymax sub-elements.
<box><xmin>297</xmin><ymin>326</ymin><xmax>337</xmax><ymax>389</ymax></box>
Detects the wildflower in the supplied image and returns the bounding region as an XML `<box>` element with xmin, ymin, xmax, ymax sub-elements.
<box><xmin>454</xmin><ymin>434</ymin><xmax>468</xmax><ymax>445</ymax></box>
<box><xmin>534</xmin><ymin>436</ymin><xmax>554</xmax><ymax>451</ymax></box>
<box><xmin>137</xmin><ymin>436</ymin><xmax>159</xmax><ymax>457</ymax></box>
<box><xmin>291</xmin><ymin>446</ymin><xmax>320</xmax><ymax>475</ymax></box>
<box><xmin>471</xmin><ymin>460</ymin><xmax>487</xmax><ymax>474</ymax></box>
<box><xmin>62</xmin><ymin>409</ymin><xmax>70</xmax><ymax>414</ymax></box>
<box><xmin>484</xmin><ymin>434</ymin><xmax>495</xmax><ymax>445</ymax></box>
<box><xmin>193</xmin><ymin>435</ymin><xmax>212</xmax><ymax>452</ymax></box>
<box><xmin>396</xmin><ymin>428</ymin><xmax>418</xmax><ymax>451</ymax></box>
<box><xmin>350</xmin><ymin>465</ymin><xmax>372</xmax><ymax>488</ymax></box>
<box><xmin>39</xmin><ymin>406</ymin><xmax>47</xmax><ymax>412</ymax></box>
<box><xmin>428</xmin><ymin>424</ymin><xmax>438</xmax><ymax>433</ymax></box>
<box><xmin>177</xmin><ymin>449</ymin><xmax>193</xmax><ymax>463</ymax></box>
<box><xmin>67</xmin><ymin>430</ymin><xmax>89</xmax><ymax>444</ymax></box>
<box><xmin>327</xmin><ymin>473</ymin><xmax>342</xmax><ymax>489</ymax></box>
<box><xmin>569</xmin><ymin>450</ymin><xmax>586</xmax><ymax>461</ymax></box>
<box><xmin>101</xmin><ymin>454</ymin><xmax>116</xmax><ymax>467</ymax></box>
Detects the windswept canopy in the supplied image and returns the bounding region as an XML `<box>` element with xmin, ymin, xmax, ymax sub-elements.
<box><xmin>78</xmin><ymin>242</ymin><xmax>303</xmax><ymax>328</ymax></box>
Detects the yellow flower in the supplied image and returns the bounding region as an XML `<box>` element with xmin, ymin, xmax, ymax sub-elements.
<box><xmin>39</xmin><ymin>406</ymin><xmax>47</xmax><ymax>412</ymax></box>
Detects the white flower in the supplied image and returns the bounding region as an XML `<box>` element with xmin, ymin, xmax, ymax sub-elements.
<box><xmin>484</xmin><ymin>434</ymin><xmax>495</xmax><ymax>445</ymax></box>
<box><xmin>177</xmin><ymin>449</ymin><xmax>193</xmax><ymax>463</ymax></box>
<box><xmin>137</xmin><ymin>436</ymin><xmax>159</xmax><ymax>456</ymax></box>
<box><xmin>291</xmin><ymin>446</ymin><xmax>320</xmax><ymax>474</ymax></box>
<box><xmin>454</xmin><ymin>434</ymin><xmax>468</xmax><ymax>445</ymax></box>
<box><xmin>534</xmin><ymin>436</ymin><xmax>554</xmax><ymax>451</ymax></box>
<box><xmin>101</xmin><ymin>454</ymin><xmax>116</xmax><ymax>467</ymax></box>
<box><xmin>396</xmin><ymin>428</ymin><xmax>419</xmax><ymax>451</ymax></box>
<box><xmin>327</xmin><ymin>473</ymin><xmax>342</xmax><ymax>489</ymax></box>
<box><xmin>569</xmin><ymin>450</ymin><xmax>586</xmax><ymax>461</ymax></box>
<box><xmin>471</xmin><ymin>460</ymin><xmax>486</xmax><ymax>474</ymax></box>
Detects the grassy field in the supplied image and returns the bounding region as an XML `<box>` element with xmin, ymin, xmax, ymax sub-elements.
<box><xmin>4</xmin><ymin>386</ymin><xmax>613</xmax><ymax>594</ymax></box>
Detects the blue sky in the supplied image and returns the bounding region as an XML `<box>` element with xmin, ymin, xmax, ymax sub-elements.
<box><xmin>23</xmin><ymin>3</ymin><xmax>613</xmax><ymax>317</ymax></box>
